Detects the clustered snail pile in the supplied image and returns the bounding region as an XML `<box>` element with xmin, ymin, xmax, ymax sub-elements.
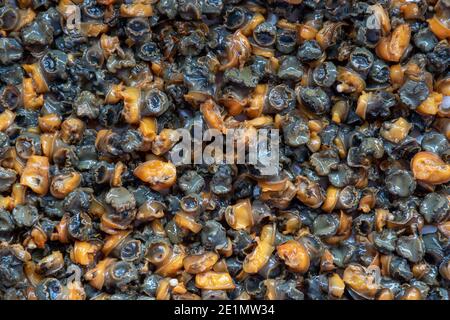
<box><xmin>0</xmin><ymin>0</ymin><xmax>449</xmax><ymax>300</ymax></box>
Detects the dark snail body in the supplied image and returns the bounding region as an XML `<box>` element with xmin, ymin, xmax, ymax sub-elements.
<box><xmin>0</xmin><ymin>0</ymin><xmax>448</xmax><ymax>301</ymax></box>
